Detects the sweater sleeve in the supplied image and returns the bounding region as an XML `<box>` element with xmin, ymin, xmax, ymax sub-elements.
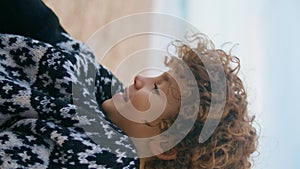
<box><xmin>95</xmin><ymin>64</ymin><xmax>124</xmax><ymax>106</ymax></box>
<box><xmin>52</xmin><ymin>32</ymin><xmax>125</xmax><ymax>107</ymax></box>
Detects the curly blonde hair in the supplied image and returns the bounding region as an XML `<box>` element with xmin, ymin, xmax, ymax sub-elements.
<box><xmin>144</xmin><ymin>34</ymin><xmax>258</xmax><ymax>169</ymax></box>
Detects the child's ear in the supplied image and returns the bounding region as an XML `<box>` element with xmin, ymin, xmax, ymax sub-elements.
<box><xmin>148</xmin><ymin>140</ymin><xmax>177</xmax><ymax>160</ymax></box>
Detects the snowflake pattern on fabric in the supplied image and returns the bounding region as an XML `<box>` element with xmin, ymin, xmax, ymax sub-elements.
<box><xmin>0</xmin><ymin>33</ymin><xmax>139</xmax><ymax>169</ymax></box>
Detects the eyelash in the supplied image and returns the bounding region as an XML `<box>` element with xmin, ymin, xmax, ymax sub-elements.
<box><xmin>153</xmin><ymin>83</ymin><xmax>160</xmax><ymax>95</ymax></box>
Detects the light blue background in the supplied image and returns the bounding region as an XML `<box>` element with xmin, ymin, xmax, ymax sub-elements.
<box><xmin>153</xmin><ymin>0</ymin><xmax>300</xmax><ymax>168</ymax></box>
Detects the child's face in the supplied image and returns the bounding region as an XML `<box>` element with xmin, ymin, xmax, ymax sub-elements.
<box><xmin>102</xmin><ymin>72</ymin><xmax>180</xmax><ymax>138</ymax></box>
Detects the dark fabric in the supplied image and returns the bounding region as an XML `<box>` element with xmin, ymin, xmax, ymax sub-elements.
<box><xmin>0</xmin><ymin>0</ymin><xmax>67</xmax><ymax>45</ymax></box>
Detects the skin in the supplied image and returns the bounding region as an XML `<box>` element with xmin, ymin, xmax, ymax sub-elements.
<box><xmin>102</xmin><ymin>72</ymin><xmax>180</xmax><ymax>138</ymax></box>
<box><xmin>102</xmin><ymin>72</ymin><xmax>181</xmax><ymax>168</ymax></box>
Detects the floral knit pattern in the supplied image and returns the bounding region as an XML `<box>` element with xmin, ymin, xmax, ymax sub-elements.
<box><xmin>0</xmin><ymin>33</ymin><xmax>139</xmax><ymax>169</ymax></box>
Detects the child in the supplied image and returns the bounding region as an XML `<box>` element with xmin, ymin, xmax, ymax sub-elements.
<box><xmin>0</xmin><ymin>0</ymin><xmax>257</xmax><ymax>168</ymax></box>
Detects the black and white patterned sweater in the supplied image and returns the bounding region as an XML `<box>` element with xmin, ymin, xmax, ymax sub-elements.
<box><xmin>0</xmin><ymin>33</ymin><xmax>139</xmax><ymax>169</ymax></box>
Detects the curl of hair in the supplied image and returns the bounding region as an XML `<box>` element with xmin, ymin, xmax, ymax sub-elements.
<box><xmin>144</xmin><ymin>33</ymin><xmax>258</xmax><ymax>169</ymax></box>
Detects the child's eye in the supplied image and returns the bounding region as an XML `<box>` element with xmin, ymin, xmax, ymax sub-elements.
<box><xmin>153</xmin><ymin>83</ymin><xmax>160</xmax><ymax>95</ymax></box>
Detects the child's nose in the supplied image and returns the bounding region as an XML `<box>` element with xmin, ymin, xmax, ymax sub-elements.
<box><xmin>134</xmin><ymin>75</ymin><xmax>144</xmax><ymax>90</ymax></box>
<box><xmin>134</xmin><ymin>75</ymin><xmax>154</xmax><ymax>90</ymax></box>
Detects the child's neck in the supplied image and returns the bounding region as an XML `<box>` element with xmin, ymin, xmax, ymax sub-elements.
<box><xmin>139</xmin><ymin>158</ymin><xmax>146</xmax><ymax>169</ymax></box>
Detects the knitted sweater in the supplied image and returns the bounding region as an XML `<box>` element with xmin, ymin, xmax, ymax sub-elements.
<box><xmin>0</xmin><ymin>32</ymin><xmax>139</xmax><ymax>168</ymax></box>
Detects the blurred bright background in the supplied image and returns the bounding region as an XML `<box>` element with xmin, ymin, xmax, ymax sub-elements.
<box><xmin>46</xmin><ymin>0</ymin><xmax>300</xmax><ymax>168</ymax></box>
<box><xmin>153</xmin><ymin>0</ymin><xmax>300</xmax><ymax>168</ymax></box>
